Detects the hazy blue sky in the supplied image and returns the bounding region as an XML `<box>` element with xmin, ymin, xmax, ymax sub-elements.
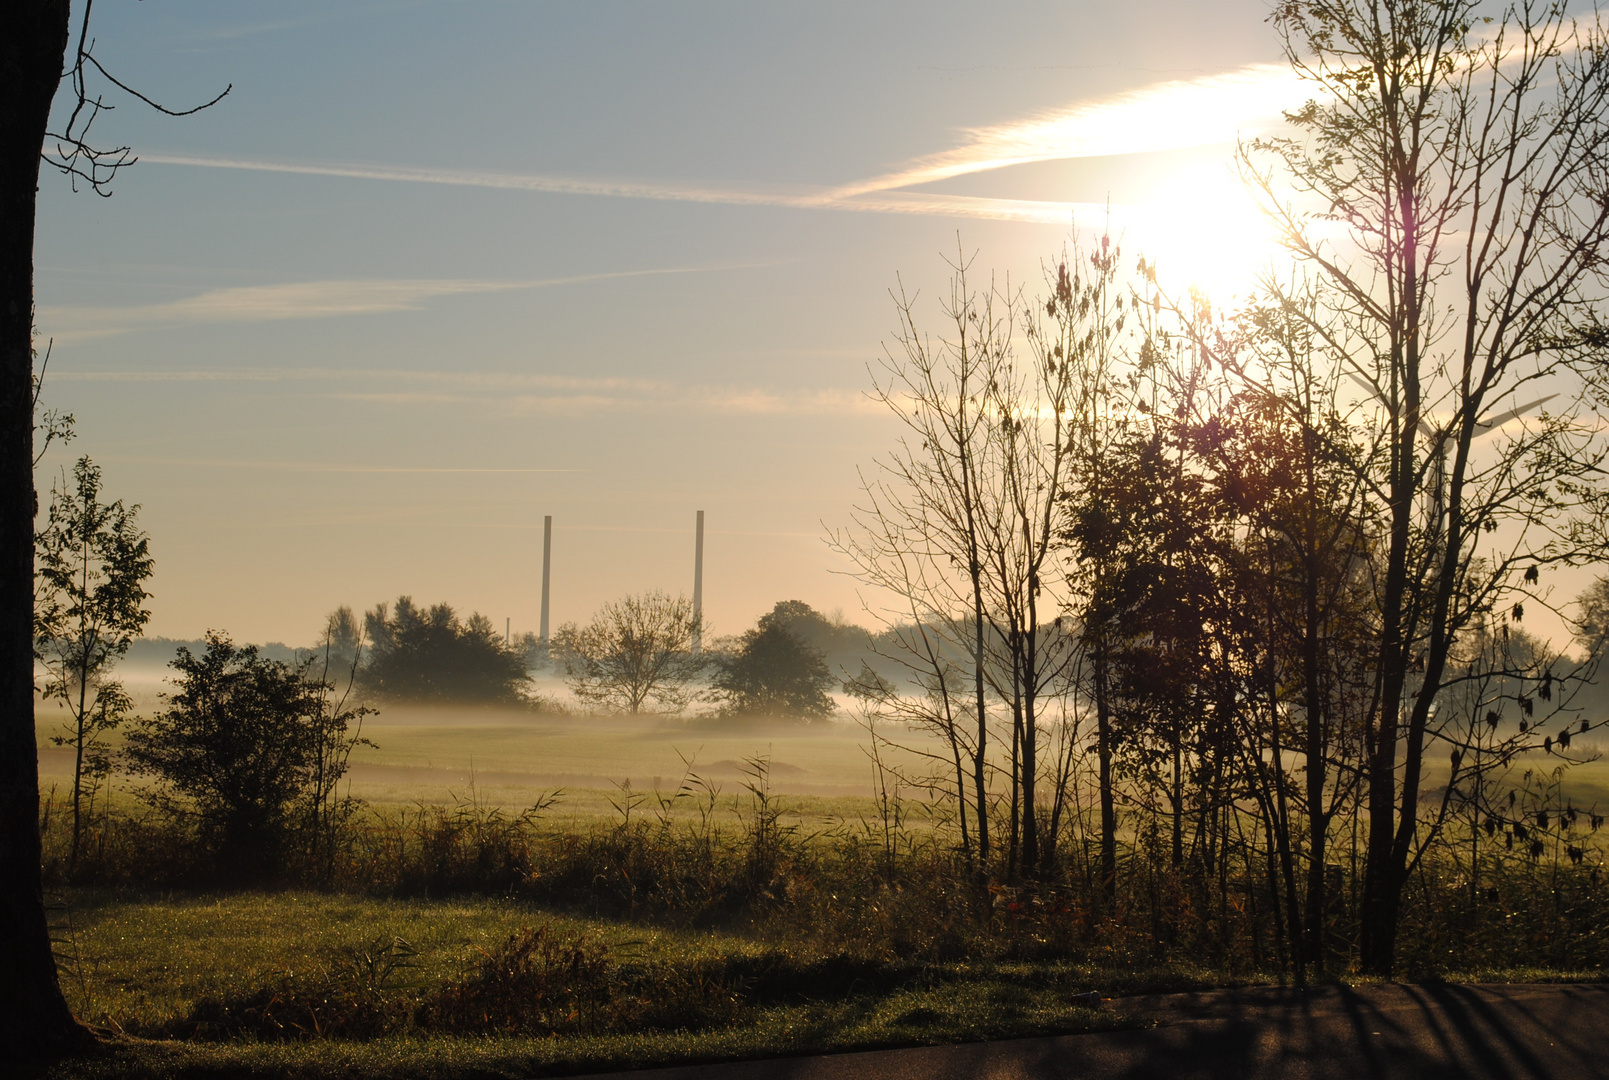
<box><xmin>34</xmin><ymin>0</ymin><xmax>1289</xmax><ymax>646</ymax></box>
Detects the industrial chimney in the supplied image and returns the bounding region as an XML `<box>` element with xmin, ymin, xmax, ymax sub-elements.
<box><xmin>539</xmin><ymin>515</ymin><xmax>552</xmax><ymax>648</ymax></box>
<box><xmin>692</xmin><ymin>510</ymin><xmax>704</xmax><ymax>656</ymax></box>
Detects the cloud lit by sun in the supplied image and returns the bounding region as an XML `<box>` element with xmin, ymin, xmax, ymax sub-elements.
<box><xmin>835</xmin><ymin>63</ymin><xmax>1308</xmax><ymax>199</ymax></box>
<box><xmin>146</xmin><ymin>60</ymin><xmax>1315</xmax><ymax>238</ymax></box>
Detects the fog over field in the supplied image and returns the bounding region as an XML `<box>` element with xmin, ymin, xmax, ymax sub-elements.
<box><xmin>20</xmin><ymin>2</ymin><xmax>1609</xmax><ymax>1068</ymax></box>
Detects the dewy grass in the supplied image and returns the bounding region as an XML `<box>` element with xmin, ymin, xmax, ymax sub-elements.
<box><xmin>35</xmin><ymin>890</ymin><xmax>1164</xmax><ymax>1080</ymax></box>
<box><xmin>37</xmin><ymin>991</ymin><xmax>1135</xmax><ymax>1080</ymax></box>
<box><xmin>55</xmin><ymin>891</ymin><xmax>770</xmax><ymax>1035</ymax></box>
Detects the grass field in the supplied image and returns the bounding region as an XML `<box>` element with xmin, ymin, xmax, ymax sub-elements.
<box><xmin>37</xmin><ymin>697</ymin><xmax>949</xmax><ymax>829</ymax></box>
<box><xmin>36</xmin><ymin>890</ymin><xmax>1171</xmax><ymax>1080</ymax></box>
<box><xmin>40</xmin><ymin>693</ymin><xmax>1609</xmax><ymax>833</ymax></box>
<box><xmin>28</xmin><ymin>685</ymin><xmax>1609</xmax><ymax>1079</ymax></box>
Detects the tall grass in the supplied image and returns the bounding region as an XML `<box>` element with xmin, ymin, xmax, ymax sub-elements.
<box><xmin>39</xmin><ymin>755</ymin><xmax>1609</xmax><ymax>982</ymax></box>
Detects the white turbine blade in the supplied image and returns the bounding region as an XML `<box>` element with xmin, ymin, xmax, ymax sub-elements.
<box><xmin>1347</xmin><ymin>372</ymin><xmax>1384</xmax><ymax>405</ymax></box>
<box><xmin>1475</xmin><ymin>394</ymin><xmax>1558</xmax><ymax>433</ymax></box>
<box><xmin>1346</xmin><ymin>371</ymin><xmax>1440</xmax><ymax>438</ymax></box>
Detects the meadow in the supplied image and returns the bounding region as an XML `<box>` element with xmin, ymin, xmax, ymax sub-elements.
<box><xmin>31</xmin><ymin>673</ymin><xmax>1609</xmax><ymax>1079</ymax></box>
<box><xmin>37</xmin><ymin>890</ymin><xmax>1183</xmax><ymax>1080</ymax></box>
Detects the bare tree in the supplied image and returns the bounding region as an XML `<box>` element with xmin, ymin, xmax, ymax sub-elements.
<box><xmin>1052</xmin><ymin>233</ymin><xmax>1133</xmax><ymax>903</ymax></box>
<box><xmin>1244</xmin><ymin>0</ymin><xmax>1609</xmax><ymax>974</ymax></box>
<box><xmin>555</xmin><ymin>592</ymin><xmax>705</xmax><ymax>714</ymax></box>
<box><xmin>830</xmin><ymin>251</ymin><xmax>1017</xmax><ymax>881</ymax></box>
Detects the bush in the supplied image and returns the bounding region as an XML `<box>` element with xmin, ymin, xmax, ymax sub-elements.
<box><xmin>362</xmin><ymin>596</ymin><xmax>532</xmax><ymax>705</ymax></box>
<box><xmin>122</xmin><ymin>631</ymin><xmax>368</xmax><ymax>880</ymax></box>
<box><xmin>713</xmin><ymin>602</ymin><xmax>837</xmax><ymax>720</ymax></box>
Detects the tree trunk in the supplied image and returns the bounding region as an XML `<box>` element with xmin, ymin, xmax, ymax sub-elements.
<box><xmin>0</xmin><ymin>0</ymin><xmax>91</xmax><ymax>1059</ymax></box>
<box><xmin>1093</xmin><ymin>639</ymin><xmax>1116</xmax><ymax>904</ymax></box>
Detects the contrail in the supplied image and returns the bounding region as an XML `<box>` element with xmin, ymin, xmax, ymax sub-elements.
<box><xmin>139</xmin><ymin>152</ymin><xmax>1107</xmax><ymax>225</ymax></box>
<box><xmin>141</xmin><ymin>59</ymin><xmax>1311</xmax><ymax>224</ymax></box>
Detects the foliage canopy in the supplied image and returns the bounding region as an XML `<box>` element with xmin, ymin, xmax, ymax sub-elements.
<box><xmin>362</xmin><ymin>597</ymin><xmax>531</xmax><ymax>705</ymax></box>
<box><xmin>124</xmin><ymin>632</ymin><xmax>368</xmax><ymax>878</ymax></box>
<box><xmin>713</xmin><ymin>602</ymin><xmax>837</xmax><ymax>720</ymax></box>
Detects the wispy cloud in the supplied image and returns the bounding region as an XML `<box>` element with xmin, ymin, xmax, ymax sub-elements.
<box><xmin>142</xmin><ymin>60</ymin><xmax>1310</xmax><ymax>226</ymax></box>
<box><xmin>326</xmin><ymin>385</ymin><xmax>880</xmax><ymax>418</ymax></box>
<box><xmin>141</xmin><ymin>152</ymin><xmax>1099</xmax><ymax>225</ymax></box>
<box><xmin>36</xmin><ymin>267</ymin><xmax>708</xmax><ymax>341</ymax></box>
<box><xmin>102</xmin><ymin>457</ymin><xmax>584</xmax><ymax>474</ymax></box>
<box><xmin>834</xmin><ymin>62</ymin><xmax>1309</xmax><ymax>197</ymax></box>
<box><xmin>54</xmin><ymin>366</ymin><xmax>883</xmax><ymax>417</ymax></box>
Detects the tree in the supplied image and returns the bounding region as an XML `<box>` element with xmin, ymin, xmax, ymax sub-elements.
<box><xmin>713</xmin><ymin>602</ymin><xmax>837</xmax><ymax>720</ymax></box>
<box><xmin>362</xmin><ymin>597</ymin><xmax>532</xmax><ymax>705</ymax></box>
<box><xmin>830</xmin><ymin>253</ymin><xmax>1018</xmax><ymax>878</ymax></box>
<box><xmin>4</xmin><ymin>6</ymin><xmax>225</xmax><ymax>1054</ymax></box>
<box><xmin>123</xmin><ymin>632</ymin><xmax>364</xmax><ymax>880</ymax></box>
<box><xmin>34</xmin><ymin>456</ymin><xmax>152</xmax><ymax>870</ymax></box>
<box><xmin>1244</xmin><ymin>0</ymin><xmax>1609</xmax><ymax>974</ymax></box>
<box><xmin>555</xmin><ymin>592</ymin><xmax>704</xmax><ymax>714</ymax></box>
<box><xmin>313</xmin><ymin>606</ymin><xmax>363</xmax><ymax>691</ymax></box>
<box><xmin>2</xmin><ymin>4</ymin><xmax>83</xmax><ymax>1054</ymax></box>
<box><xmin>304</xmin><ymin>608</ymin><xmax>375</xmax><ymax>876</ymax></box>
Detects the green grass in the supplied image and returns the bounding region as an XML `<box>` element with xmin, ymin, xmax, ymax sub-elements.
<box><xmin>33</xmin><ymin>889</ymin><xmax>1183</xmax><ymax>1080</ymax></box>
<box><xmin>38</xmin><ymin>992</ymin><xmax>1137</xmax><ymax>1080</ymax></box>
<box><xmin>39</xmin><ymin>705</ymin><xmax>942</xmax><ymax>823</ymax></box>
<box><xmin>54</xmin><ymin>892</ymin><xmax>680</xmax><ymax>1034</ymax></box>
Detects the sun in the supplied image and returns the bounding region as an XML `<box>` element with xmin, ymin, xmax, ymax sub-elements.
<box><xmin>1128</xmin><ymin>157</ymin><xmax>1279</xmax><ymax>305</ymax></box>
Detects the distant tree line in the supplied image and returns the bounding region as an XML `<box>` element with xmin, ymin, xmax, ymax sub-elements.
<box><xmin>551</xmin><ymin>594</ymin><xmax>839</xmax><ymax>721</ymax></box>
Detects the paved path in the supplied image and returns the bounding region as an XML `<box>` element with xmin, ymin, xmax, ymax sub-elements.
<box><xmin>578</xmin><ymin>983</ymin><xmax>1609</xmax><ymax>1080</ymax></box>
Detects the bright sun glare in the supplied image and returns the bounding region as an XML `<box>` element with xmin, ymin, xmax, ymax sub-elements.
<box><xmin>1130</xmin><ymin>158</ymin><xmax>1277</xmax><ymax>304</ymax></box>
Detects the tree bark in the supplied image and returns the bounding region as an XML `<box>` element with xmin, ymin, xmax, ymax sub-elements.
<box><xmin>0</xmin><ymin>0</ymin><xmax>89</xmax><ymax>1059</ymax></box>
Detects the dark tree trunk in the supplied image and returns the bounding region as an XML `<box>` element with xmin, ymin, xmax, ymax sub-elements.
<box><xmin>1093</xmin><ymin>640</ymin><xmax>1116</xmax><ymax>904</ymax></box>
<box><xmin>0</xmin><ymin>0</ymin><xmax>89</xmax><ymax>1060</ymax></box>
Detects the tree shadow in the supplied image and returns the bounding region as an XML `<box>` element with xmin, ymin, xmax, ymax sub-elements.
<box><xmin>719</xmin><ymin>983</ymin><xmax>1609</xmax><ymax>1080</ymax></box>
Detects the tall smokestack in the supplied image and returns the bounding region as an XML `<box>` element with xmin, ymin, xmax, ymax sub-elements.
<box><xmin>692</xmin><ymin>509</ymin><xmax>704</xmax><ymax>656</ymax></box>
<box><xmin>540</xmin><ymin>515</ymin><xmax>552</xmax><ymax>646</ymax></box>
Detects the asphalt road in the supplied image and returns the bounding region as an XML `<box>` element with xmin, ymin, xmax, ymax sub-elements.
<box><xmin>578</xmin><ymin>983</ymin><xmax>1609</xmax><ymax>1080</ymax></box>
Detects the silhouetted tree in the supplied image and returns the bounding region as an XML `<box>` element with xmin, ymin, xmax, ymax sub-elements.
<box><xmin>312</xmin><ymin>606</ymin><xmax>363</xmax><ymax>692</ymax></box>
<box><xmin>3</xmin><ymin>6</ymin><xmax>225</xmax><ymax>1053</ymax></box>
<box><xmin>123</xmin><ymin>633</ymin><xmax>361</xmax><ymax>880</ymax></box>
<box><xmin>361</xmin><ymin>597</ymin><xmax>531</xmax><ymax>705</ymax></box>
<box><xmin>35</xmin><ymin>456</ymin><xmax>152</xmax><ymax>870</ymax></box>
<box><xmin>304</xmin><ymin>609</ymin><xmax>375</xmax><ymax>875</ymax></box>
<box><xmin>830</xmin><ymin>253</ymin><xmax>1019</xmax><ymax>877</ymax></box>
<box><xmin>714</xmin><ymin>602</ymin><xmax>837</xmax><ymax>720</ymax></box>
<box><xmin>1248</xmin><ymin>0</ymin><xmax>1609</xmax><ymax>975</ymax></box>
<box><xmin>555</xmin><ymin>592</ymin><xmax>704</xmax><ymax>714</ymax></box>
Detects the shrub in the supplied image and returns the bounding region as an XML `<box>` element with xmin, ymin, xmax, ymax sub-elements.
<box><xmin>362</xmin><ymin>597</ymin><xmax>533</xmax><ymax>704</ymax></box>
<box><xmin>713</xmin><ymin>602</ymin><xmax>837</xmax><ymax>720</ymax></box>
<box><xmin>122</xmin><ymin>631</ymin><xmax>368</xmax><ymax>879</ymax></box>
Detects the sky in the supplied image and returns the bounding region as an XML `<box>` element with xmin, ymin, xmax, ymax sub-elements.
<box><xmin>33</xmin><ymin>0</ymin><xmax>1306</xmax><ymax>647</ymax></box>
